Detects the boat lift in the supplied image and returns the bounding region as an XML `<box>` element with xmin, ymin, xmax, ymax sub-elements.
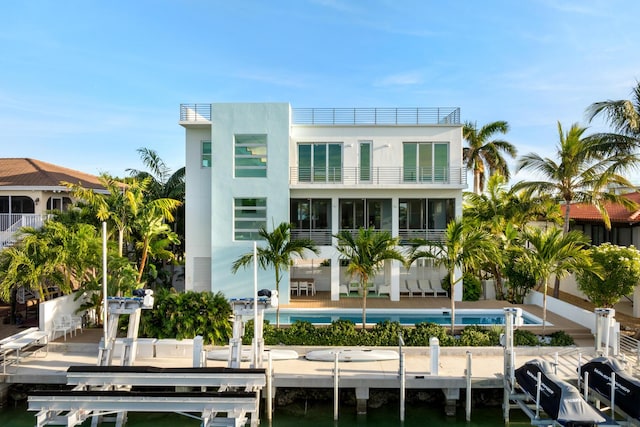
<box><xmin>227</xmin><ymin>290</ymin><xmax>278</xmax><ymax>369</ymax></box>
<box><xmin>29</xmin><ymin>290</ymin><xmax>273</xmax><ymax>427</ymax></box>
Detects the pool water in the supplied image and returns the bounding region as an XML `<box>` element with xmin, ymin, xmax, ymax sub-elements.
<box><xmin>264</xmin><ymin>308</ymin><xmax>544</xmax><ymax>326</ymax></box>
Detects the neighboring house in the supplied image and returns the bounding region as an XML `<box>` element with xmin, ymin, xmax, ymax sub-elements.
<box><xmin>180</xmin><ymin>103</ymin><xmax>466</xmax><ymax>303</ymax></box>
<box><xmin>0</xmin><ymin>158</ymin><xmax>104</xmax><ymax>248</ymax></box>
<box><xmin>561</xmin><ymin>192</ymin><xmax>640</xmax><ymax>246</ymax></box>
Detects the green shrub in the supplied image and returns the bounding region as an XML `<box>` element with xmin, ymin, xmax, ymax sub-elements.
<box><xmin>140</xmin><ymin>289</ymin><xmax>232</xmax><ymax>345</ymax></box>
<box><xmin>458</xmin><ymin>327</ymin><xmax>492</xmax><ymax>346</ymax></box>
<box><xmin>368</xmin><ymin>321</ymin><xmax>405</xmax><ymax>346</ymax></box>
<box><xmin>548</xmin><ymin>330</ymin><xmax>575</xmax><ymax>346</ymax></box>
<box><xmin>513</xmin><ymin>329</ymin><xmax>538</xmax><ymax>346</ymax></box>
<box><xmin>405</xmin><ymin>322</ymin><xmax>454</xmax><ymax>346</ymax></box>
<box><xmin>462</xmin><ymin>273</ymin><xmax>482</xmax><ymax>301</ymax></box>
<box><xmin>576</xmin><ymin>243</ymin><xmax>640</xmax><ymax>308</ymax></box>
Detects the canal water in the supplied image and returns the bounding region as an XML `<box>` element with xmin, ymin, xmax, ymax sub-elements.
<box><xmin>1</xmin><ymin>401</ymin><xmax>531</xmax><ymax>426</ymax></box>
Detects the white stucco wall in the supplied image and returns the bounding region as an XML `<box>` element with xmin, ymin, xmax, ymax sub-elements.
<box><xmin>184</xmin><ymin>127</ymin><xmax>212</xmax><ymax>292</ymax></box>
<box><xmin>209</xmin><ymin>103</ymin><xmax>291</xmax><ymax>300</ymax></box>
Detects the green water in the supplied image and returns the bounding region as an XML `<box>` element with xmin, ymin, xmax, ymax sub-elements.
<box><xmin>0</xmin><ymin>401</ymin><xmax>531</xmax><ymax>426</ymax></box>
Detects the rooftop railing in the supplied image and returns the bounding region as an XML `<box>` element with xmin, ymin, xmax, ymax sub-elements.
<box><xmin>179</xmin><ymin>104</ymin><xmax>461</xmax><ymax>125</ymax></box>
<box><xmin>292</xmin><ymin>107</ymin><xmax>460</xmax><ymax>125</ymax></box>
<box><xmin>180</xmin><ymin>104</ymin><xmax>212</xmax><ymax>122</ymax></box>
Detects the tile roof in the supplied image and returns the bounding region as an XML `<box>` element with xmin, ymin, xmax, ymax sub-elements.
<box><xmin>0</xmin><ymin>158</ymin><xmax>104</xmax><ymax>189</ymax></box>
<box><xmin>561</xmin><ymin>192</ymin><xmax>640</xmax><ymax>224</ymax></box>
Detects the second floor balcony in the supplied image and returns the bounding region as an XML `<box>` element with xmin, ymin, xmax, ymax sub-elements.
<box><xmin>291</xmin><ymin>228</ymin><xmax>445</xmax><ymax>247</ymax></box>
<box><xmin>290</xmin><ymin>166</ymin><xmax>466</xmax><ymax>187</ymax></box>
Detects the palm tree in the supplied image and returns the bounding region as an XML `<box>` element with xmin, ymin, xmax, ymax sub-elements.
<box><xmin>127</xmin><ymin>147</ymin><xmax>186</xmax><ymax>201</ymax></box>
<box><xmin>407</xmin><ymin>219</ymin><xmax>492</xmax><ymax>333</ymax></box>
<box><xmin>65</xmin><ymin>175</ymin><xmax>181</xmax><ymax>284</ymax></box>
<box><xmin>519</xmin><ymin>227</ymin><xmax>591</xmax><ymax>336</ymax></box>
<box><xmin>463</xmin><ymin>120</ymin><xmax>516</xmax><ymax>194</ymax></box>
<box><xmin>334</xmin><ymin>227</ymin><xmax>405</xmax><ymax>330</ymax></box>
<box><xmin>464</xmin><ymin>175</ymin><xmax>562</xmax><ymax>299</ymax></box>
<box><xmin>127</xmin><ymin>147</ymin><xmax>186</xmax><ymax>264</ymax></box>
<box><xmin>515</xmin><ymin>122</ymin><xmax>637</xmax><ymax>297</ymax></box>
<box><xmin>231</xmin><ymin>222</ymin><xmax>319</xmax><ymax>327</ymax></box>
<box><xmin>586</xmin><ymin>82</ymin><xmax>640</xmax><ymax>139</ymax></box>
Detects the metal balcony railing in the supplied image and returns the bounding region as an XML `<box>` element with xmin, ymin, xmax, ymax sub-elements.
<box><xmin>291</xmin><ymin>229</ymin><xmax>333</xmax><ymax>246</ymax></box>
<box><xmin>290</xmin><ymin>166</ymin><xmax>466</xmax><ymax>186</ymax></box>
<box><xmin>291</xmin><ymin>228</ymin><xmax>446</xmax><ymax>246</ymax></box>
<box><xmin>398</xmin><ymin>229</ymin><xmax>446</xmax><ymax>243</ymax></box>
<box><xmin>179</xmin><ymin>105</ymin><xmax>461</xmax><ymax>126</ymax></box>
<box><xmin>292</xmin><ymin>107</ymin><xmax>460</xmax><ymax>125</ymax></box>
<box><xmin>179</xmin><ymin>104</ymin><xmax>212</xmax><ymax>122</ymax></box>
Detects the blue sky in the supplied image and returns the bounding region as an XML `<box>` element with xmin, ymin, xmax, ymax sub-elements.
<box><xmin>2</xmin><ymin>0</ymin><xmax>640</xmax><ymax>183</ymax></box>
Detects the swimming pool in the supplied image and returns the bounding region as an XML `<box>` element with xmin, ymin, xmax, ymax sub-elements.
<box><xmin>264</xmin><ymin>308</ymin><xmax>546</xmax><ymax>326</ymax></box>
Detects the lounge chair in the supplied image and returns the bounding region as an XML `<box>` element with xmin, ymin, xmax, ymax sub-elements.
<box><xmin>405</xmin><ymin>279</ymin><xmax>423</xmax><ymax>297</ymax></box>
<box><xmin>377</xmin><ymin>284</ymin><xmax>391</xmax><ymax>297</ymax></box>
<box><xmin>399</xmin><ymin>281</ymin><xmax>411</xmax><ymax>296</ymax></box>
<box><xmin>429</xmin><ymin>279</ymin><xmax>449</xmax><ymax>297</ymax></box>
<box><xmin>339</xmin><ymin>285</ymin><xmax>350</xmax><ymax>296</ymax></box>
<box><xmin>417</xmin><ymin>280</ymin><xmax>437</xmax><ymax>297</ymax></box>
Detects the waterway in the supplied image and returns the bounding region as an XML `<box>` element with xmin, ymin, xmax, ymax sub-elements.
<box><xmin>1</xmin><ymin>401</ymin><xmax>531</xmax><ymax>426</ymax></box>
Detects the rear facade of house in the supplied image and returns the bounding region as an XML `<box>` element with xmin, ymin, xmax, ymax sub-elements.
<box><xmin>180</xmin><ymin>103</ymin><xmax>466</xmax><ymax>303</ymax></box>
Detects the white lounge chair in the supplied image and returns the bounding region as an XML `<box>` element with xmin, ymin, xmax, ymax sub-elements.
<box><xmin>417</xmin><ymin>280</ymin><xmax>437</xmax><ymax>297</ymax></box>
<box><xmin>377</xmin><ymin>284</ymin><xmax>391</xmax><ymax>297</ymax></box>
<box><xmin>429</xmin><ymin>279</ymin><xmax>449</xmax><ymax>297</ymax></box>
<box><xmin>405</xmin><ymin>279</ymin><xmax>423</xmax><ymax>297</ymax></box>
<box><xmin>339</xmin><ymin>284</ymin><xmax>349</xmax><ymax>296</ymax></box>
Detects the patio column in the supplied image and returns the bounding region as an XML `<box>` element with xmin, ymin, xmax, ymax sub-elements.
<box><xmin>634</xmin><ymin>286</ymin><xmax>640</xmax><ymax>318</ymax></box>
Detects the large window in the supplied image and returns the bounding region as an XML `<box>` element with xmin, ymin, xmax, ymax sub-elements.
<box><xmin>399</xmin><ymin>199</ymin><xmax>426</xmax><ymax>230</ymax></box>
<box><xmin>235</xmin><ymin>134</ymin><xmax>267</xmax><ymax>178</ymax></box>
<box><xmin>290</xmin><ymin>198</ymin><xmax>332</xmax><ymax>244</ymax></box>
<box><xmin>298</xmin><ymin>143</ymin><xmax>342</xmax><ymax>182</ymax></box>
<box><xmin>201</xmin><ymin>140</ymin><xmax>212</xmax><ymax>168</ymax></box>
<box><xmin>234</xmin><ymin>198</ymin><xmax>267</xmax><ymax>240</ymax></box>
<box><xmin>403</xmin><ymin>142</ymin><xmax>449</xmax><ymax>182</ymax></box>
<box><xmin>428</xmin><ymin>199</ymin><xmax>455</xmax><ymax>230</ymax></box>
<box><xmin>339</xmin><ymin>198</ymin><xmax>391</xmax><ymax>230</ymax></box>
<box><xmin>359</xmin><ymin>141</ymin><xmax>371</xmax><ymax>182</ymax></box>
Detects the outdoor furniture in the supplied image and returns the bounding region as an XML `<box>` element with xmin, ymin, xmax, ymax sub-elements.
<box><xmin>377</xmin><ymin>284</ymin><xmax>391</xmax><ymax>297</ymax></box>
<box><xmin>291</xmin><ymin>278</ymin><xmax>315</xmax><ymax>296</ymax></box>
<box><xmin>1</xmin><ymin>329</ymin><xmax>48</xmax><ymax>373</ymax></box>
<box><xmin>63</xmin><ymin>314</ymin><xmax>83</xmax><ymax>336</ymax></box>
<box><xmin>339</xmin><ymin>284</ymin><xmax>349</xmax><ymax>296</ymax></box>
<box><xmin>417</xmin><ymin>280</ymin><xmax>437</xmax><ymax>297</ymax></box>
<box><xmin>429</xmin><ymin>279</ymin><xmax>449</xmax><ymax>297</ymax></box>
<box><xmin>348</xmin><ymin>282</ymin><xmax>360</xmax><ymax>294</ymax></box>
<box><xmin>405</xmin><ymin>279</ymin><xmax>423</xmax><ymax>297</ymax></box>
<box><xmin>52</xmin><ymin>317</ymin><xmax>72</xmax><ymax>341</ymax></box>
<box><xmin>290</xmin><ymin>280</ymin><xmax>299</xmax><ymax>296</ymax></box>
<box><xmin>297</xmin><ymin>280</ymin><xmax>309</xmax><ymax>296</ymax></box>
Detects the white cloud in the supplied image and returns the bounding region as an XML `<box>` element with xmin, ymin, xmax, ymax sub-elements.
<box><xmin>374</xmin><ymin>71</ymin><xmax>423</xmax><ymax>87</ymax></box>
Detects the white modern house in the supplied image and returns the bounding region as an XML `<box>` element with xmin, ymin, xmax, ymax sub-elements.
<box><xmin>180</xmin><ymin>103</ymin><xmax>466</xmax><ymax>303</ymax></box>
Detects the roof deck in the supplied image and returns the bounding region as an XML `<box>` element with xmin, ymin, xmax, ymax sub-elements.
<box><xmin>179</xmin><ymin>104</ymin><xmax>461</xmax><ymax>126</ymax></box>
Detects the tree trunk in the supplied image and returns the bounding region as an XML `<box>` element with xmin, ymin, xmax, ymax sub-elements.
<box><xmin>450</xmin><ymin>272</ymin><xmax>456</xmax><ymax>334</ymax></box>
<box><xmin>361</xmin><ymin>280</ymin><xmax>367</xmax><ymax>331</ymax></box>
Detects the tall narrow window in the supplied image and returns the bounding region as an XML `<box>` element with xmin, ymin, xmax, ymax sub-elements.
<box><xmin>359</xmin><ymin>141</ymin><xmax>371</xmax><ymax>182</ymax></box>
<box><xmin>201</xmin><ymin>141</ymin><xmax>212</xmax><ymax>168</ymax></box>
<box><xmin>234</xmin><ymin>198</ymin><xmax>267</xmax><ymax>240</ymax></box>
<box><xmin>298</xmin><ymin>143</ymin><xmax>342</xmax><ymax>182</ymax></box>
<box><xmin>235</xmin><ymin>134</ymin><xmax>267</xmax><ymax>178</ymax></box>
